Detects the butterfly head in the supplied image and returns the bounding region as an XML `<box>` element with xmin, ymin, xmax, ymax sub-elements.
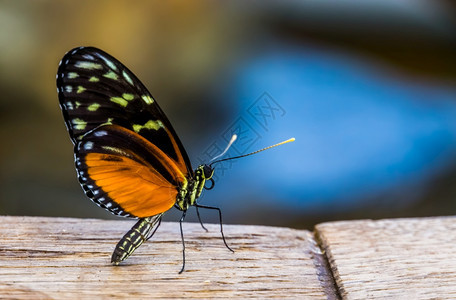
<box><xmin>195</xmin><ymin>164</ymin><xmax>215</xmax><ymax>190</ymax></box>
<box><xmin>202</xmin><ymin>164</ymin><xmax>215</xmax><ymax>180</ymax></box>
<box><xmin>177</xmin><ymin>164</ymin><xmax>215</xmax><ymax>211</ymax></box>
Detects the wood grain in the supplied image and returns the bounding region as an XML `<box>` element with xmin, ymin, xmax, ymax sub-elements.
<box><xmin>315</xmin><ymin>216</ymin><xmax>456</xmax><ymax>299</ymax></box>
<box><xmin>0</xmin><ymin>216</ymin><xmax>333</xmax><ymax>299</ymax></box>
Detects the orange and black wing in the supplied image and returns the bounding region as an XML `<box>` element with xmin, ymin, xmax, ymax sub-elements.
<box><xmin>57</xmin><ymin>47</ymin><xmax>191</xmax><ymax>217</ymax></box>
<box><xmin>75</xmin><ymin>124</ymin><xmax>187</xmax><ymax>218</ymax></box>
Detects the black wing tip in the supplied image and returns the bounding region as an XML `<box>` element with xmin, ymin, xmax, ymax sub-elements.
<box><xmin>61</xmin><ymin>46</ymin><xmax>116</xmax><ymax>62</ymax></box>
<box><xmin>64</xmin><ymin>46</ymin><xmax>102</xmax><ymax>56</ymax></box>
<box><xmin>56</xmin><ymin>46</ymin><xmax>106</xmax><ymax>144</ymax></box>
<box><xmin>58</xmin><ymin>46</ymin><xmax>106</xmax><ymax>71</ymax></box>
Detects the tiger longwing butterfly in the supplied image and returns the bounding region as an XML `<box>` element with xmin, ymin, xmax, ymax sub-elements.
<box><xmin>57</xmin><ymin>46</ymin><xmax>294</xmax><ymax>273</ymax></box>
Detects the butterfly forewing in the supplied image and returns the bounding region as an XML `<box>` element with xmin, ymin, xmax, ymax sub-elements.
<box><xmin>57</xmin><ymin>47</ymin><xmax>192</xmax><ymax>175</ymax></box>
<box><xmin>57</xmin><ymin>46</ymin><xmax>192</xmax><ymax>218</ymax></box>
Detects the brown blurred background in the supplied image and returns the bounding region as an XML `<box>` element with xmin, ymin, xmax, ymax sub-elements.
<box><xmin>1</xmin><ymin>1</ymin><xmax>455</xmax><ymax>229</ymax></box>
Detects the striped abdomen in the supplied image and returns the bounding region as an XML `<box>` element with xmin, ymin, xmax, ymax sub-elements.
<box><xmin>111</xmin><ymin>214</ymin><xmax>162</xmax><ymax>265</ymax></box>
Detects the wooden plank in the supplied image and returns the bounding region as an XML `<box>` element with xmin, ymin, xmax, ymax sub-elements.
<box><xmin>315</xmin><ymin>216</ymin><xmax>456</xmax><ymax>299</ymax></box>
<box><xmin>0</xmin><ymin>216</ymin><xmax>334</xmax><ymax>299</ymax></box>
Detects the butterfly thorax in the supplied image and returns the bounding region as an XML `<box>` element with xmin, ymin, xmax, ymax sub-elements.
<box><xmin>175</xmin><ymin>164</ymin><xmax>214</xmax><ymax>211</ymax></box>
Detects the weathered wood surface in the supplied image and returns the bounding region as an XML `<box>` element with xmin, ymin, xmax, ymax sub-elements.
<box><xmin>3</xmin><ymin>215</ymin><xmax>456</xmax><ymax>299</ymax></box>
<box><xmin>0</xmin><ymin>216</ymin><xmax>334</xmax><ymax>299</ymax></box>
<box><xmin>316</xmin><ymin>216</ymin><xmax>456</xmax><ymax>299</ymax></box>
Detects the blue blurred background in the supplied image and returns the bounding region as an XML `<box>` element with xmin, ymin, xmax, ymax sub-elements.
<box><xmin>1</xmin><ymin>1</ymin><xmax>455</xmax><ymax>229</ymax></box>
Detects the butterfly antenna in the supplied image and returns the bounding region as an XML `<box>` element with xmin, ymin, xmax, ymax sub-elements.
<box><xmin>210</xmin><ymin>134</ymin><xmax>238</xmax><ymax>162</ymax></box>
<box><xmin>210</xmin><ymin>137</ymin><xmax>295</xmax><ymax>167</ymax></box>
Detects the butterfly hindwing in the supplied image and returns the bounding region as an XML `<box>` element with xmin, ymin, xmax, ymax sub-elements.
<box><xmin>57</xmin><ymin>46</ymin><xmax>192</xmax><ymax>176</ymax></box>
<box><xmin>76</xmin><ymin>124</ymin><xmax>187</xmax><ymax>218</ymax></box>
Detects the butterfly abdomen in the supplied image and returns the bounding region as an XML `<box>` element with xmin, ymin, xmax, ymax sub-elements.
<box><xmin>111</xmin><ymin>215</ymin><xmax>162</xmax><ymax>265</ymax></box>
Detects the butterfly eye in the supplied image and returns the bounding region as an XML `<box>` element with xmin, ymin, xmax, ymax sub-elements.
<box><xmin>203</xmin><ymin>165</ymin><xmax>214</xmax><ymax>179</ymax></box>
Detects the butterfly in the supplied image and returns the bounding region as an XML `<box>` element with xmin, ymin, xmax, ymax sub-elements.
<box><xmin>56</xmin><ymin>46</ymin><xmax>294</xmax><ymax>273</ymax></box>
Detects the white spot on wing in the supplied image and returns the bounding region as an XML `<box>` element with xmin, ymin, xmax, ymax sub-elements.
<box><xmin>83</xmin><ymin>141</ymin><xmax>94</xmax><ymax>150</ymax></box>
<box><xmin>97</xmin><ymin>53</ymin><xmax>117</xmax><ymax>71</ymax></box>
<box><xmin>65</xmin><ymin>86</ymin><xmax>73</xmax><ymax>93</ymax></box>
<box><xmin>122</xmin><ymin>70</ymin><xmax>134</xmax><ymax>86</ymax></box>
<box><xmin>94</xmin><ymin>130</ymin><xmax>108</xmax><ymax>137</ymax></box>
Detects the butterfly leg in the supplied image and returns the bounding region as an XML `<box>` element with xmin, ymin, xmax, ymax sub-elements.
<box><xmin>178</xmin><ymin>210</ymin><xmax>187</xmax><ymax>274</ymax></box>
<box><xmin>195</xmin><ymin>204</ymin><xmax>234</xmax><ymax>253</ymax></box>
<box><xmin>146</xmin><ymin>217</ymin><xmax>162</xmax><ymax>241</ymax></box>
<box><xmin>195</xmin><ymin>206</ymin><xmax>208</xmax><ymax>232</ymax></box>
